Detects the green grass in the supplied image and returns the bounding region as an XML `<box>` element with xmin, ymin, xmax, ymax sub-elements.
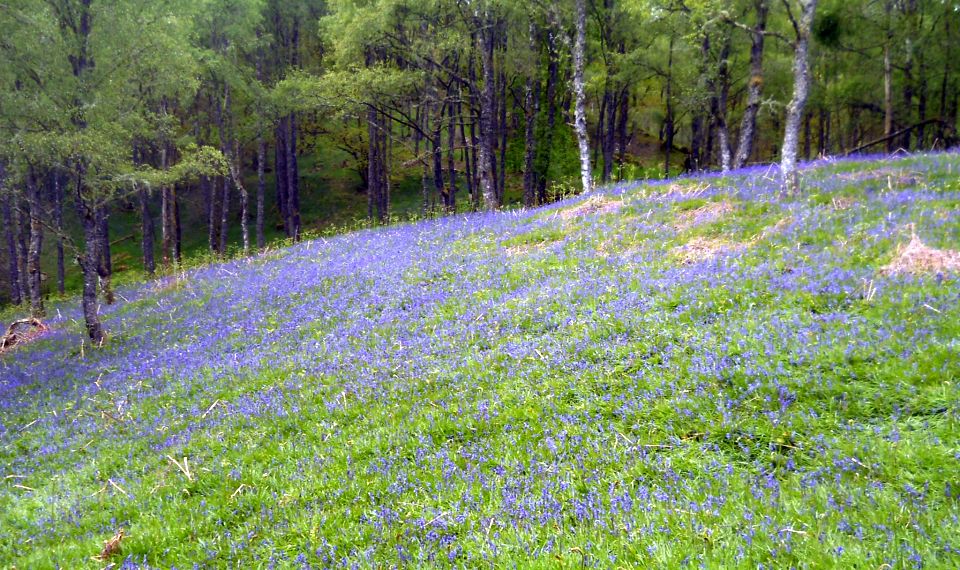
<box><xmin>1</xmin><ymin>153</ymin><xmax>959</xmax><ymax>568</ymax></box>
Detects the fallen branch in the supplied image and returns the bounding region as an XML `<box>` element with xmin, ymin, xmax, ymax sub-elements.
<box><xmin>1</xmin><ymin>318</ymin><xmax>48</xmax><ymax>352</ymax></box>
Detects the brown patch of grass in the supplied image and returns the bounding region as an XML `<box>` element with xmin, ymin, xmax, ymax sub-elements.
<box><xmin>505</xmin><ymin>243</ymin><xmax>544</xmax><ymax>257</ymax></box>
<box><xmin>881</xmin><ymin>232</ymin><xmax>960</xmax><ymax>276</ymax></box>
<box><xmin>558</xmin><ymin>196</ymin><xmax>624</xmax><ymax>220</ymax></box>
<box><xmin>659</xmin><ymin>181</ymin><xmax>711</xmax><ymax>199</ymax></box>
<box><xmin>674</xmin><ymin>201</ymin><xmax>735</xmax><ymax>230</ymax></box>
<box><xmin>830</xmin><ymin>196</ymin><xmax>856</xmax><ymax>210</ymax></box>
<box><xmin>673</xmin><ymin>237</ymin><xmax>743</xmax><ymax>264</ymax></box>
<box><xmin>838</xmin><ymin>168</ymin><xmax>924</xmax><ymax>188</ymax></box>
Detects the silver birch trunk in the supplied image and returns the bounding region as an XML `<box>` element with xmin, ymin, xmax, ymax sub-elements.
<box><xmin>573</xmin><ymin>0</ymin><xmax>593</xmax><ymax>194</ymax></box>
<box><xmin>477</xmin><ymin>20</ymin><xmax>498</xmax><ymax>211</ymax></box>
<box><xmin>781</xmin><ymin>0</ymin><xmax>818</xmax><ymax>193</ymax></box>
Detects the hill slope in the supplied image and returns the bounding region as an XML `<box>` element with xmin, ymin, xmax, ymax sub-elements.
<box><xmin>2</xmin><ymin>154</ymin><xmax>960</xmax><ymax>568</ymax></box>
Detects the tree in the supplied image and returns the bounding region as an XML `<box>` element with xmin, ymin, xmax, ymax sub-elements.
<box><xmin>780</xmin><ymin>0</ymin><xmax>818</xmax><ymax>192</ymax></box>
<box><xmin>572</xmin><ymin>0</ymin><xmax>593</xmax><ymax>193</ymax></box>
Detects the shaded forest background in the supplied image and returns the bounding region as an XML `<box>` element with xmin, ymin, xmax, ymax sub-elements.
<box><xmin>1</xmin><ymin>0</ymin><xmax>958</xmax><ymax>316</ymax></box>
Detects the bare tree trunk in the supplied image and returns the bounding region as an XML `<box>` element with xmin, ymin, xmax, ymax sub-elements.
<box><xmin>15</xmin><ymin>196</ymin><xmax>30</xmax><ymax>303</ymax></box>
<box><xmin>74</xmin><ymin>172</ymin><xmax>105</xmax><ymax>344</ymax></box>
<box><xmin>884</xmin><ymin>7</ymin><xmax>894</xmax><ymax>153</ymax></box>
<box><xmin>477</xmin><ymin>16</ymin><xmax>498</xmax><ymax>210</ymax></box>
<box><xmin>75</xmin><ymin>181</ymin><xmax>104</xmax><ymax>346</ymax></box>
<box><xmin>572</xmin><ymin>0</ymin><xmax>593</xmax><ymax>193</ymax></box>
<box><xmin>537</xmin><ymin>24</ymin><xmax>560</xmax><ymax>203</ymax></box>
<box><xmin>664</xmin><ymin>36</ymin><xmax>675</xmax><ymax>177</ymax></box>
<box><xmin>286</xmin><ymin>112</ymin><xmax>300</xmax><ymax>241</ymax></box>
<box><xmin>275</xmin><ymin>117</ymin><xmax>289</xmax><ymax>236</ymax></box>
<box><xmin>432</xmin><ymin>107</ymin><xmax>445</xmax><ymax>206</ymax></box>
<box><xmin>734</xmin><ymin>0</ymin><xmax>768</xmax><ymax>169</ymax></box>
<box><xmin>51</xmin><ymin>171</ymin><xmax>66</xmax><ymax>293</ymax></box>
<box><xmin>523</xmin><ymin>21</ymin><xmax>540</xmax><ymax>207</ymax></box>
<box><xmin>457</xmin><ymin>100</ymin><xmax>475</xmax><ymax>206</ymax></box>
<box><xmin>256</xmin><ymin>137</ymin><xmax>266</xmax><ymax>249</ymax></box>
<box><xmin>96</xmin><ymin>204</ymin><xmax>114</xmax><ymax>304</ymax></box>
<box><xmin>173</xmin><ymin>187</ymin><xmax>181</xmax><ymax>264</ymax></box>
<box><xmin>497</xmin><ymin>62</ymin><xmax>508</xmax><ymax>204</ymax></box>
<box><xmin>781</xmin><ymin>0</ymin><xmax>818</xmax><ymax>193</ymax></box>
<box><xmin>616</xmin><ymin>86</ymin><xmax>629</xmax><ymax>180</ymax></box>
<box><xmin>219</xmin><ymin>172</ymin><xmax>230</xmax><ymax>255</ymax></box>
<box><xmin>1</xmin><ymin>164</ymin><xmax>22</xmax><ymax>305</ymax></box>
<box><xmin>139</xmin><ymin>183</ymin><xmax>155</xmax><ymax>276</ymax></box>
<box><xmin>25</xmin><ymin>171</ymin><xmax>44</xmax><ymax>317</ymax></box>
<box><xmin>715</xmin><ymin>35</ymin><xmax>732</xmax><ymax>172</ymax></box>
<box><xmin>447</xmin><ymin>99</ymin><xmax>458</xmax><ymax>211</ymax></box>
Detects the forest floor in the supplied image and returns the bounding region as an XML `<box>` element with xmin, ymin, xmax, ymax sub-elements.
<box><xmin>1</xmin><ymin>153</ymin><xmax>959</xmax><ymax>568</ymax></box>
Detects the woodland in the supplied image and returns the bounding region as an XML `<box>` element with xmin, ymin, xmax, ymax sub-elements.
<box><xmin>2</xmin><ymin>2</ymin><xmax>960</xmax><ymax>568</ymax></box>
<box><xmin>1</xmin><ymin>0</ymin><xmax>957</xmax><ymax>341</ymax></box>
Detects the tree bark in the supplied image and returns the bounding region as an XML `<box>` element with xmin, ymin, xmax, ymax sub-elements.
<box><xmin>275</xmin><ymin>117</ymin><xmax>290</xmax><ymax>236</ymax></box>
<box><xmin>15</xmin><ymin>196</ymin><xmax>29</xmax><ymax>303</ymax></box>
<box><xmin>716</xmin><ymin>36</ymin><xmax>732</xmax><ymax>172</ymax></box>
<box><xmin>781</xmin><ymin>0</ymin><xmax>818</xmax><ymax>193</ymax></box>
<box><xmin>447</xmin><ymin>98</ymin><xmax>458</xmax><ymax>211</ymax></box>
<box><xmin>734</xmin><ymin>0</ymin><xmax>768</xmax><ymax>169</ymax></box>
<box><xmin>73</xmin><ymin>166</ymin><xmax>105</xmax><ymax>345</ymax></box>
<box><xmin>96</xmin><ymin>204</ymin><xmax>114</xmax><ymax>305</ymax></box>
<box><xmin>51</xmin><ymin>172</ymin><xmax>65</xmax><ymax>292</ymax></box>
<box><xmin>477</xmin><ymin>15</ymin><xmax>498</xmax><ymax>210</ymax></box>
<box><xmin>286</xmin><ymin>112</ymin><xmax>300</xmax><ymax>241</ymax></box>
<box><xmin>1</xmin><ymin>167</ymin><xmax>21</xmax><ymax>305</ymax></box>
<box><xmin>664</xmin><ymin>35</ymin><xmax>675</xmax><ymax>177</ymax></box>
<box><xmin>522</xmin><ymin>21</ymin><xmax>540</xmax><ymax>208</ymax></box>
<box><xmin>25</xmin><ymin>170</ymin><xmax>44</xmax><ymax>317</ymax></box>
<box><xmin>537</xmin><ymin>22</ymin><xmax>560</xmax><ymax>203</ymax></box>
<box><xmin>139</xmin><ymin>182</ymin><xmax>155</xmax><ymax>276</ymax></box>
<box><xmin>572</xmin><ymin>0</ymin><xmax>593</xmax><ymax>193</ymax></box>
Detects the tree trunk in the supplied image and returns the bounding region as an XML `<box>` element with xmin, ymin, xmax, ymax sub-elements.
<box><xmin>734</xmin><ymin>0</ymin><xmax>769</xmax><ymax>169</ymax></box>
<box><xmin>25</xmin><ymin>171</ymin><xmax>45</xmax><ymax>317</ymax></box>
<box><xmin>900</xmin><ymin>37</ymin><xmax>914</xmax><ymax>151</ymax></box>
<box><xmin>496</xmin><ymin>61</ymin><xmax>508</xmax><ymax>204</ymax></box>
<box><xmin>884</xmin><ymin>53</ymin><xmax>894</xmax><ymax>147</ymax></box>
<box><xmin>477</xmin><ymin>16</ymin><xmax>498</xmax><ymax>211</ymax></box>
<box><xmin>16</xmin><ymin>196</ymin><xmax>29</xmax><ymax>303</ymax></box>
<box><xmin>664</xmin><ymin>36</ymin><xmax>675</xmax><ymax>177</ymax></box>
<box><xmin>51</xmin><ymin>171</ymin><xmax>66</xmax><ymax>293</ymax></box>
<box><xmin>286</xmin><ymin>112</ymin><xmax>300</xmax><ymax>241</ymax></box>
<box><xmin>139</xmin><ymin>183</ymin><xmax>155</xmax><ymax>276</ymax></box>
<box><xmin>96</xmin><ymin>204</ymin><xmax>114</xmax><ymax>304</ymax></box>
<box><xmin>457</xmin><ymin>100</ymin><xmax>475</xmax><ymax>206</ymax></box>
<box><xmin>523</xmin><ymin>21</ymin><xmax>540</xmax><ymax>207</ymax></box>
<box><xmin>1</xmin><ymin>166</ymin><xmax>22</xmax><ymax>305</ymax></box>
<box><xmin>715</xmin><ymin>35</ymin><xmax>732</xmax><ymax>172</ymax></box>
<box><xmin>219</xmin><ymin>170</ymin><xmax>230</xmax><ymax>255</ymax></box>
<box><xmin>616</xmin><ymin>85</ymin><xmax>629</xmax><ymax>180</ymax></box>
<box><xmin>275</xmin><ymin>117</ymin><xmax>290</xmax><ymax>236</ymax></box>
<box><xmin>256</xmin><ymin>137</ymin><xmax>266</xmax><ymax>249</ymax></box>
<box><xmin>537</xmin><ymin>24</ymin><xmax>560</xmax><ymax>203</ymax></box>
<box><xmin>780</xmin><ymin>0</ymin><xmax>818</xmax><ymax>193</ymax></box>
<box><xmin>432</xmin><ymin>107</ymin><xmax>445</xmax><ymax>207</ymax></box>
<box><xmin>447</xmin><ymin>98</ymin><xmax>458</xmax><ymax>211</ymax></box>
<box><xmin>73</xmin><ymin>168</ymin><xmax>105</xmax><ymax>344</ymax></box>
<box><xmin>572</xmin><ymin>0</ymin><xmax>593</xmax><ymax>193</ymax></box>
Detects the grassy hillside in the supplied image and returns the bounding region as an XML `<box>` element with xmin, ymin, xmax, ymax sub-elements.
<box><xmin>1</xmin><ymin>153</ymin><xmax>959</xmax><ymax>568</ymax></box>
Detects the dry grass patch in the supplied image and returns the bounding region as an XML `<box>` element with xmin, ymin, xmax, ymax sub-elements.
<box><xmin>674</xmin><ymin>201</ymin><xmax>735</xmax><ymax>230</ymax></box>
<box><xmin>660</xmin><ymin>181</ymin><xmax>711</xmax><ymax>199</ymax></box>
<box><xmin>838</xmin><ymin>168</ymin><xmax>924</xmax><ymax>188</ymax></box>
<box><xmin>881</xmin><ymin>232</ymin><xmax>960</xmax><ymax>276</ymax></box>
<box><xmin>674</xmin><ymin>237</ymin><xmax>743</xmax><ymax>264</ymax></box>
<box><xmin>558</xmin><ymin>195</ymin><xmax>624</xmax><ymax>220</ymax></box>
